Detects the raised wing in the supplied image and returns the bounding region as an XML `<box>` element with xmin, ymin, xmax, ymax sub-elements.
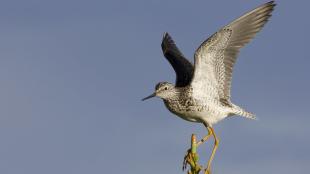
<box><xmin>191</xmin><ymin>1</ymin><xmax>275</xmax><ymax>103</ymax></box>
<box><xmin>161</xmin><ymin>32</ymin><xmax>194</xmax><ymax>87</ymax></box>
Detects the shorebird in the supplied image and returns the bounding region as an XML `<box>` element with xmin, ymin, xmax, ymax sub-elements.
<box><xmin>143</xmin><ymin>1</ymin><xmax>275</xmax><ymax>173</ymax></box>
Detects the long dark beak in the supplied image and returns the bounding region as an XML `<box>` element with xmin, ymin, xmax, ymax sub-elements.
<box><xmin>142</xmin><ymin>93</ymin><xmax>156</xmax><ymax>101</ymax></box>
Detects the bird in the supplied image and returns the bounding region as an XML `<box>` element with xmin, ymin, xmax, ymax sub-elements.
<box><xmin>142</xmin><ymin>1</ymin><xmax>275</xmax><ymax>174</ymax></box>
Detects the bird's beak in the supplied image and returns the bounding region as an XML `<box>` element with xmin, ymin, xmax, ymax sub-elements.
<box><xmin>142</xmin><ymin>93</ymin><xmax>156</xmax><ymax>101</ymax></box>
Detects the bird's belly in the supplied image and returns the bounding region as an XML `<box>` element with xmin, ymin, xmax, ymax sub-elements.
<box><xmin>172</xmin><ymin>110</ymin><xmax>204</xmax><ymax>123</ymax></box>
<box><xmin>164</xmin><ymin>101</ymin><xmax>228</xmax><ymax>125</ymax></box>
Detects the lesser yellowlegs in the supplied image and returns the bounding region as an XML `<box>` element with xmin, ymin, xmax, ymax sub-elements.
<box><xmin>143</xmin><ymin>1</ymin><xmax>275</xmax><ymax>173</ymax></box>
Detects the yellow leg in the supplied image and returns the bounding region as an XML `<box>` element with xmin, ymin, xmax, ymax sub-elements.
<box><xmin>205</xmin><ymin>127</ymin><xmax>219</xmax><ymax>174</ymax></box>
<box><xmin>197</xmin><ymin>131</ymin><xmax>212</xmax><ymax>146</ymax></box>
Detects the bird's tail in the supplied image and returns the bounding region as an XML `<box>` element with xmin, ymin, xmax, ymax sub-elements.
<box><xmin>231</xmin><ymin>104</ymin><xmax>256</xmax><ymax>120</ymax></box>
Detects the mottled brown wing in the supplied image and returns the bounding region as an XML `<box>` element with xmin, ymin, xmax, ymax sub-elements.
<box><xmin>161</xmin><ymin>32</ymin><xmax>194</xmax><ymax>87</ymax></box>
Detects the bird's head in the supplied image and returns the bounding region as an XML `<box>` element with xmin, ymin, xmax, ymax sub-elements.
<box><xmin>142</xmin><ymin>82</ymin><xmax>176</xmax><ymax>101</ymax></box>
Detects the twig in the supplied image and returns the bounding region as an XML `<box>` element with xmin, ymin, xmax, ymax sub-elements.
<box><xmin>184</xmin><ymin>134</ymin><xmax>203</xmax><ymax>174</ymax></box>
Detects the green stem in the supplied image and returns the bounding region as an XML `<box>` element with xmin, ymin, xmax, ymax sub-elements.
<box><xmin>191</xmin><ymin>134</ymin><xmax>197</xmax><ymax>154</ymax></box>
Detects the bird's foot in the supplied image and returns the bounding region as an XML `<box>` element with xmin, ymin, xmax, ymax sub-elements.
<box><xmin>182</xmin><ymin>148</ymin><xmax>201</xmax><ymax>174</ymax></box>
<box><xmin>182</xmin><ymin>149</ymin><xmax>191</xmax><ymax>171</ymax></box>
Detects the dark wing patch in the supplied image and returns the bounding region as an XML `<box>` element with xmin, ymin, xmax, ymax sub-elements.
<box><xmin>161</xmin><ymin>32</ymin><xmax>194</xmax><ymax>87</ymax></box>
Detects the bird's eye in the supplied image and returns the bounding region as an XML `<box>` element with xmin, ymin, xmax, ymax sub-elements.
<box><xmin>164</xmin><ymin>87</ymin><xmax>168</xmax><ymax>90</ymax></box>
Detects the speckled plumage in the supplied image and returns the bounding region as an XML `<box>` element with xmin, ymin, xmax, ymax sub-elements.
<box><xmin>143</xmin><ymin>2</ymin><xmax>276</xmax><ymax>173</ymax></box>
<box><xmin>143</xmin><ymin>1</ymin><xmax>275</xmax><ymax>127</ymax></box>
<box><xmin>161</xmin><ymin>85</ymin><xmax>234</xmax><ymax>126</ymax></box>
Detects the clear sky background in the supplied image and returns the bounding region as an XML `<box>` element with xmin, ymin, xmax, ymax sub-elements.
<box><xmin>0</xmin><ymin>0</ymin><xmax>309</xmax><ymax>174</ymax></box>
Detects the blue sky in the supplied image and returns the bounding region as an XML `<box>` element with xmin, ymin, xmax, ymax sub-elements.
<box><xmin>0</xmin><ymin>0</ymin><xmax>309</xmax><ymax>173</ymax></box>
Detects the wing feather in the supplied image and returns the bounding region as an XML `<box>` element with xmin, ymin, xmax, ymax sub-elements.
<box><xmin>161</xmin><ymin>32</ymin><xmax>194</xmax><ymax>87</ymax></box>
<box><xmin>191</xmin><ymin>1</ymin><xmax>276</xmax><ymax>102</ymax></box>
